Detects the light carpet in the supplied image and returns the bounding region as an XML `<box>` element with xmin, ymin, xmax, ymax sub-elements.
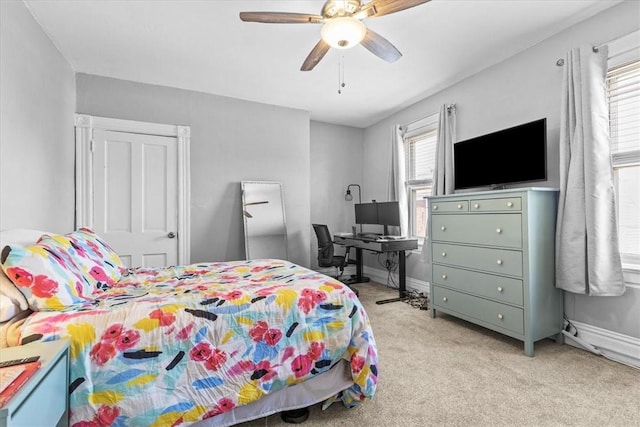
<box><xmin>239</xmin><ymin>282</ymin><xmax>640</xmax><ymax>426</ymax></box>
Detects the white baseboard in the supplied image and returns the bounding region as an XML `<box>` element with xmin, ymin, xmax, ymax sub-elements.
<box><xmin>565</xmin><ymin>320</ymin><xmax>640</xmax><ymax>368</ymax></box>
<box><xmin>362</xmin><ymin>266</ymin><xmax>639</xmax><ymax>369</ymax></box>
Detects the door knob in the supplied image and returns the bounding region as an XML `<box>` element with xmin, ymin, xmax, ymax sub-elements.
<box><xmin>168</xmin><ymin>232</ymin><xmax>176</xmax><ymax>238</ymax></box>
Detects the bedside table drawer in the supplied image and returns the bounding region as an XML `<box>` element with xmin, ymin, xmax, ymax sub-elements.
<box><xmin>433</xmin><ymin>286</ymin><xmax>524</xmax><ymax>334</ymax></box>
<box><xmin>9</xmin><ymin>353</ymin><xmax>67</xmax><ymax>427</ymax></box>
<box><xmin>431</xmin><ymin>214</ymin><xmax>522</xmax><ymax>248</ymax></box>
<box><xmin>433</xmin><ymin>264</ymin><xmax>524</xmax><ymax>306</ymax></box>
<box><xmin>433</xmin><ymin>243</ymin><xmax>523</xmax><ymax>277</ymax></box>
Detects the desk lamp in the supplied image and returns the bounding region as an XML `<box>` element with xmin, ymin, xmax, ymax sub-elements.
<box><xmin>344</xmin><ymin>184</ymin><xmax>361</xmax><ymax>203</ymax></box>
<box><xmin>345</xmin><ymin>184</ymin><xmax>362</xmax><ymax>234</ymax></box>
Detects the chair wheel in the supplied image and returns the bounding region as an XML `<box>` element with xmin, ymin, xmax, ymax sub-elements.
<box><xmin>281</xmin><ymin>407</ymin><xmax>310</xmax><ymax>424</ymax></box>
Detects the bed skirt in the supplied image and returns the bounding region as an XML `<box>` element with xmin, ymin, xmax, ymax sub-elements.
<box><xmin>196</xmin><ymin>359</ymin><xmax>352</xmax><ymax>426</ymax></box>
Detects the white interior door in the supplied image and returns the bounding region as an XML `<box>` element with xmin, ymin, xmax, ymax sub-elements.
<box><xmin>92</xmin><ymin>129</ymin><xmax>178</xmax><ymax>267</ymax></box>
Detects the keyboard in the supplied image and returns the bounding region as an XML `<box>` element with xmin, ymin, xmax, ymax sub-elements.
<box><xmin>357</xmin><ymin>233</ymin><xmax>382</xmax><ymax>239</ymax></box>
<box><xmin>352</xmin><ymin>233</ymin><xmax>407</xmax><ymax>241</ymax></box>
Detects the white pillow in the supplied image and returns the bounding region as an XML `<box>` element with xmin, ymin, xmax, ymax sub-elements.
<box><xmin>0</xmin><ymin>229</ymin><xmax>50</xmax><ymax>321</ymax></box>
<box><xmin>0</xmin><ymin>271</ymin><xmax>29</xmax><ymax>322</ymax></box>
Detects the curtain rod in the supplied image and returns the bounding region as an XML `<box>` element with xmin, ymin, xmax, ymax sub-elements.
<box><xmin>399</xmin><ymin>104</ymin><xmax>455</xmax><ymax>130</ymax></box>
<box><xmin>402</xmin><ymin>112</ymin><xmax>437</xmax><ymax>128</ymax></box>
<box><xmin>593</xmin><ymin>30</ymin><xmax>639</xmax><ymax>52</ymax></box>
<box><xmin>555</xmin><ymin>30</ymin><xmax>639</xmax><ymax>66</ymax></box>
<box><xmin>557</xmin><ymin>45</ymin><xmax>639</xmax><ymax>66</ymax></box>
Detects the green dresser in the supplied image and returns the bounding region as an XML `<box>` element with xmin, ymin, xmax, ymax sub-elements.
<box><xmin>427</xmin><ymin>188</ymin><xmax>563</xmax><ymax>356</ymax></box>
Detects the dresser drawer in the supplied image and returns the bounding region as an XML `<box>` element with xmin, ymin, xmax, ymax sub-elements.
<box><xmin>433</xmin><ymin>264</ymin><xmax>524</xmax><ymax>306</ymax></box>
<box><xmin>433</xmin><ymin>243</ymin><xmax>523</xmax><ymax>277</ymax></box>
<box><xmin>431</xmin><ymin>214</ymin><xmax>522</xmax><ymax>248</ymax></box>
<box><xmin>470</xmin><ymin>197</ymin><xmax>522</xmax><ymax>212</ymax></box>
<box><xmin>433</xmin><ymin>286</ymin><xmax>524</xmax><ymax>334</ymax></box>
<box><xmin>431</xmin><ymin>200</ymin><xmax>469</xmax><ymax>213</ymax></box>
<box><xmin>9</xmin><ymin>352</ymin><xmax>67</xmax><ymax>426</ymax></box>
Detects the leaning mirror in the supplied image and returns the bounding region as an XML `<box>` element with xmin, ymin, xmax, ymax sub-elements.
<box><xmin>241</xmin><ymin>181</ymin><xmax>288</xmax><ymax>260</ymax></box>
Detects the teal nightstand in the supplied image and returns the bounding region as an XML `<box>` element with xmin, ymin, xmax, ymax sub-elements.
<box><xmin>0</xmin><ymin>340</ymin><xmax>69</xmax><ymax>427</ymax></box>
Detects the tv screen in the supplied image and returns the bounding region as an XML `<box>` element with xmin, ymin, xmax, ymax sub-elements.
<box><xmin>454</xmin><ymin>118</ymin><xmax>547</xmax><ymax>190</ymax></box>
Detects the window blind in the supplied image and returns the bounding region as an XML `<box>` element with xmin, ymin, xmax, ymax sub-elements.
<box><xmin>607</xmin><ymin>57</ymin><xmax>640</xmax><ymax>264</ymax></box>
<box><xmin>405</xmin><ymin>129</ymin><xmax>438</xmax><ymax>183</ymax></box>
<box><xmin>607</xmin><ymin>59</ymin><xmax>640</xmax><ymax>158</ymax></box>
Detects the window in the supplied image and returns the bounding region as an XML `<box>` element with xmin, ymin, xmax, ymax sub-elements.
<box><xmin>403</xmin><ymin>116</ymin><xmax>439</xmax><ymax>239</ymax></box>
<box><xmin>607</xmin><ymin>58</ymin><xmax>640</xmax><ymax>268</ymax></box>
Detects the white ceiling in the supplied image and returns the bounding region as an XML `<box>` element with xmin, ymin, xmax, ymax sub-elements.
<box><xmin>25</xmin><ymin>0</ymin><xmax>623</xmax><ymax>128</ymax></box>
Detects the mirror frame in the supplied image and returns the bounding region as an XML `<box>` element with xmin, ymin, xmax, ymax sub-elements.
<box><xmin>241</xmin><ymin>180</ymin><xmax>288</xmax><ymax>260</ymax></box>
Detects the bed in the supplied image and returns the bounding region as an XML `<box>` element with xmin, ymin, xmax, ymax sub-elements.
<box><xmin>0</xmin><ymin>228</ymin><xmax>378</xmax><ymax>426</ymax></box>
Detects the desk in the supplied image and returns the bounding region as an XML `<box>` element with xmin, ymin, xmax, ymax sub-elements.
<box><xmin>333</xmin><ymin>235</ymin><xmax>418</xmax><ymax>304</ymax></box>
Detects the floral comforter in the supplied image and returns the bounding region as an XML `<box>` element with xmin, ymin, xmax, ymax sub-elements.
<box><xmin>17</xmin><ymin>259</ymin><xmax>378</xmax><ymax>426</ymax></box>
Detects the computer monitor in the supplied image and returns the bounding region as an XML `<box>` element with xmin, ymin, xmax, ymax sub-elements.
<box><xmin>355</xmin><ymin>201</ymin><xmax>401</xmax><ymax>235</ymax></box>
<box><xmin>377</xmin><ymin>201</ymin><xmax>400</xmax><ymax>227</ymax></box>
<box><xmin>355</xmin><ymin>203</ymin><xmax>378</xmax><ymax>225</ymax></box>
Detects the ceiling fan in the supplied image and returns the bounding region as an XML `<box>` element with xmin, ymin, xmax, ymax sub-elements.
<box><xmin>239</xmin><ymin>0</ymin><xmax>431</xmax><ymax>71</ymax></box>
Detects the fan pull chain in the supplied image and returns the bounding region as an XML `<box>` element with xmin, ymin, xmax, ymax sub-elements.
<box><xmin>338</xmin><ymin>56</ymin><xmax>346</xmax><ymax>94</ymax></box>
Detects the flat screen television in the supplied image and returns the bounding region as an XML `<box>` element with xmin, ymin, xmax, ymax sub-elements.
<box><xmin>454</xmin><ymin>118</ymin><xmax>547</xmax><ymax>190</ymax></box>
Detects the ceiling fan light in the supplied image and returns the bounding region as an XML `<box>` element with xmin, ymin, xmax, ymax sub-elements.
<box><xmin>321</xmin><ymin>17</ymin><xmax>366</xmax><ymax>49</ymax></box>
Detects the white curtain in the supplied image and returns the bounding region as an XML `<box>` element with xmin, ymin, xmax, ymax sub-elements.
<box><xmin>432</xmin><ymin>104</ymin><xmax>457</xmax><ymax>196</ymax></box>
<box><xmin>556</xmin><ymin>45</ymin><xmax>625</xmax><ymax>296</ymax></box>
<box><xmin>388</xmin><ymin>124</ymin><xmax>408</xmax><ymax>236</ymax></box>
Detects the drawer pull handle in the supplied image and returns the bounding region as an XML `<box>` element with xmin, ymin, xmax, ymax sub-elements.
<box><xmin>433</xmin><ymin>205</ymin><xmax>438</xmax><ymax>210</ymax></box>
<box><xmin>507</xmin><ymin>202</ymin><xmax>513</xmax><ymax>207</ymax></box>
<box><xmin>496</xmin><ymin>259</ymin><xmax>503</xmax><ymax>265</ymax></box>
<box><xmin>474</xmin><ymin>203</ymin><xmax>480</xmax><ymax>209</ymax></box>
<box><xmin>498</xmin><ymin>313</ymin><xmax>504</xmax><ymax>320</ymax></box>
<box><xmin>441</xmin><ymin>226</ymin><xmax>446</xmax><ymax>231</ymax></box>
<box><xmin>441</xmin><ymin>252</ymin><xmax>447</xmax><ymax>257</ymax></box>
<box><xmin>496</xmin><ymin>228</ymin><xmax>502</xmax><ymax>234</ymax></box>
<box><xmin>442</xmin><ymin>274</ymin><xmax>447</xmax><ymax>280</ymax></box>
<box><xmin>443</xmin><ymin>297</ymin><xmax>448</xmax><ymax>302</ymax></box>
<box><xmin>457</xmin><ymin>204</ymin><xmax>463</xmax><ymax>209</ymax></box>
<box><xmin>497</xmin><ymin>286</ymin><xmax>503</xmax><ymax>293</ymax></box>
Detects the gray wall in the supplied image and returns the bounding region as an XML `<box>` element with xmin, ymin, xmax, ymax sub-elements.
<box><xmin>309</xmin><ymin>121</ymin><xmax>364</xmax><ymax>270</ymax></box>
<box><xmin>362</xmin><ymin>0</ymin><xmax>640</xmax><ymax>338</ymax></box>
<box><xmin>0</xmin><ymin>0</ymin><xmax>75</xmax><ymax>233</ymax></box>
<box><xmin>2</xmin><ymin>0</ymin><xmax>637</xmax><ymax>342</ymax></box>
<box><xmin>76</xmin><ymin>74</ymin><xmax>311</xmax><ymax>268</ymax></box>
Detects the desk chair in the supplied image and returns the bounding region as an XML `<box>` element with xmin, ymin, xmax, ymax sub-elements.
<box><xmin>312</xmin><ymin>224</ymin><xmax>358</xmax><ymax>293</ymax></box>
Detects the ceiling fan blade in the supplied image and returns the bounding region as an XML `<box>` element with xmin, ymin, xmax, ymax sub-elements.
<box><xmin>360</xmin><ymin>28</ymin><xmax>402</xmax><ymax>63</ymax></box>
<box><xmin>239</xmin><ymin>12</ymin><xmax>323</xmax><ymax>24</ymax></box>
<box><xmin>364</xmin><ymin>0</ymin><xmax>431</xmax><ymax>18</ymax></box>
<box><xmin>301</xmin><ymin>39</ymin><xmax>331</xmax><ymax>71</ymax></box>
